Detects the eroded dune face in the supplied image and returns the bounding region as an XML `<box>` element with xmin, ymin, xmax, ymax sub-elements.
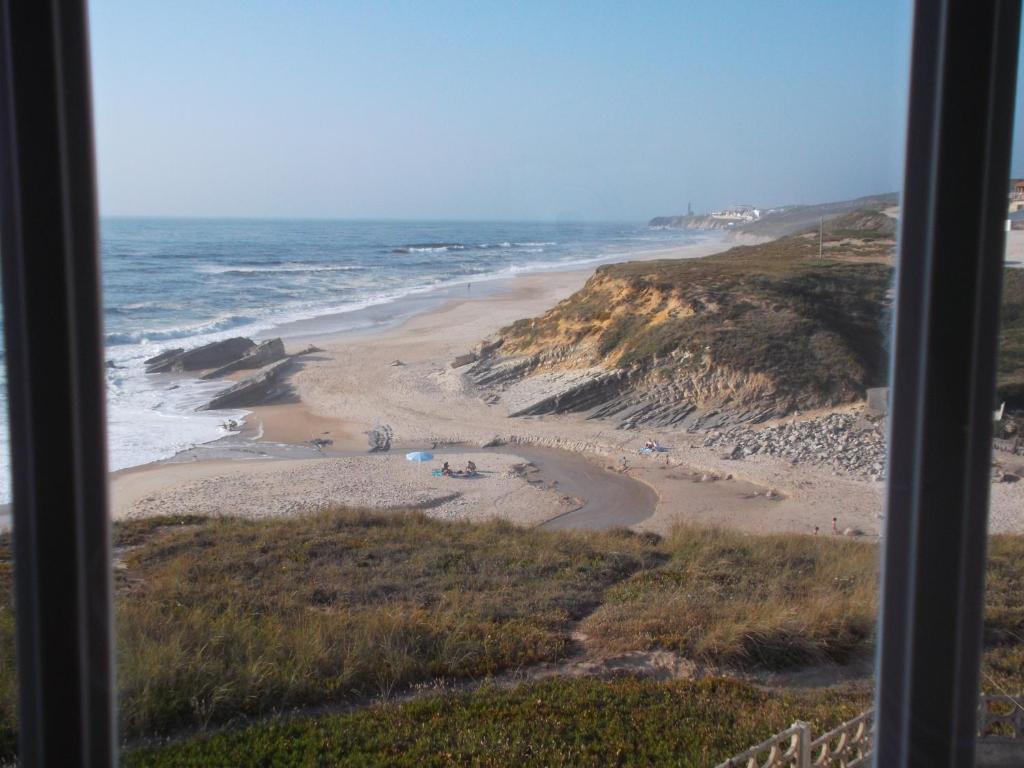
<box><xmin>463</xmin><ymin>213</ymin><xmax>896</xmax><ymax>430</ymax></box>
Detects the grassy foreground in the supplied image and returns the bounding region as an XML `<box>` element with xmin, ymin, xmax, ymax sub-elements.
<box><xmin>111</xmin><ymin>511</ymin><xmax>660</xmax><ymax>739</ymax></box>
<box><xmin>124</xmin><ymin>677</ymin><xmax>870</xmax><ymax>768</ymax></box>
<box><xmin>0</xmin><ymin>510</ymin><xmax>1020</xmax><ymax>763</ymax></box>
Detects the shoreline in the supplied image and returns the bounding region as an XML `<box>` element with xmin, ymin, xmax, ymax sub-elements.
<box><xmin>110</xmin><ymin>232</ymin><xmax>1024</xmax><ymax>536</ymax></box>
<box><xmin>110</xmin><ymin>234</ymin><xmax>759</xmax><ymax>532</ymax></box>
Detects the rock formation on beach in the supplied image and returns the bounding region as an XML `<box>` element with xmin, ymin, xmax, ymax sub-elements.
<box><xmin>463</xmin><ymin>213</ymin><xmax>897</xmax><ymax>430</ymax></box>
<box><xmin>200</xmin><ymin>338</ymin><xmax>287</xmax><ymax>379</ymax></box>
<box><xmin>145</xmin><ymin>337</ymin><xmax>257</xmax><ymax>373</ymax></box>
<box><xmin>143</xmin><ymin>336</ymin><xmax>324</xmax><ymax>410</ymax></box>
<box><xmin>197</xmin><ymin>344</ymin><xmax>324</xmax><ymax>410</ymax></box>
<box><xmin>200</xmin><ymin>358</ymin><xmax>295</xmax><ymax>410</ymax></box>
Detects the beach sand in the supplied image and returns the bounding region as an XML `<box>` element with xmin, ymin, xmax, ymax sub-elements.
<box><xmin>110</xmin><ymin>235</ymin><xmax>1024</xmax><ymax>536</ymax></box>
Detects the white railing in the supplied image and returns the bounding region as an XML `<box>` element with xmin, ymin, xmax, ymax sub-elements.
<box><xmin>717</xmin><ymin>695</ymin><xmax>1023</xmax><ymax>768</ymax></box>
<box><xmin>714</xmin><ymin>722</ymin><xmax>809</xmax><ymax>768</ymax></box>
<box><xmin>809</xmin><ymin>710</ymin><xmax>873</xmax><ymax>767</ymax></box>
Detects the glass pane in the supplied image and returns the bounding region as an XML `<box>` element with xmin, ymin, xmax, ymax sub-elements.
<box><xmin>978</xmin><ymin>24</ymin><xmax>1024</xmax><ymax>759</ymax></box>
<box><xmin>85</xmin><ymin>2</ymin><xmax>915</xmax><ymax>764</ymax></box>
<box><xmin>0</xmin><ymin>277</ymin><xmax>15</xmax><ymax>760</ymax></box>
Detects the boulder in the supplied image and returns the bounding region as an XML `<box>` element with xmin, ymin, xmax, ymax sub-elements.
<box><xmin>143</xmin><ymin>348</ymin><xmax>184</xmax><ymax>368</ymax></box>
<box><xmin>474</xmin><ymin>338</ymin><xmax>504</xmax><ymax>358</ymax></box>
<box><xmin>450</xmin><ymin>353</ymin><xmax>478</xmax><ymax>369</ymax></box>
<box><xmin>198</xmin><ymin>358</ymin><xmax>294</xmax><ymax>410</ymax></box>
<box><xmin>147</xmin><ymin>338</ymin><xmax>256</xmax><ymax>373</ymax></box>
<box><xmin>367</xmin><ymin>425</ymin><xmax>393</xmax><ymax>452</ymax></box>
<box><xmin>200</xmin><ymin>338</ymin><xmax>287</xmax><ymax>380</ymax></box>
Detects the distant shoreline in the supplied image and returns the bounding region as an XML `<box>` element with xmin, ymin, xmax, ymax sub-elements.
<box><xmin>65</xmin><ymin>224</ymin><xmax>1024</xmax><ymax>535</ymax></box>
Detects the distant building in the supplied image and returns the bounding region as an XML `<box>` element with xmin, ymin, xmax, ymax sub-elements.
<box><xmin>1009</xmin><ymin>179</ymin><xmax>1024</xmax><ymax>213</ymax></box>
<box><xmin>708</xmin><ymin>204</ymin><xmax>761</xmax><ymax>223</ymax></box>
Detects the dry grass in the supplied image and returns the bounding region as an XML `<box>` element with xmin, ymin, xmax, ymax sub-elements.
<box><xmin>980</xmin><ymin>534</ymin><xmax>1024</xmax><ymax>693</ymax></box>
<box><xmin>112</xmin><ymin>511</ymin><xmax>660</xmax><ymax>739</ymax></box>
<box><xmin>581</xmin><ymin>526</ymin><xmax>878</xmax><ymax>668</ymax></box>
<box><xmin>500</xmin><ymin>218</ymin><xmax>894</xmax><ymax>417</ymax></box>
<box><xmin>0</xmin><ymin>511</ymin><xmax>1020</xmax><ymax>758</ymax></box>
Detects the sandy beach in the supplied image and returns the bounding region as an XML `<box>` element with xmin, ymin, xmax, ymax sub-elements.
<box><xmin>110</xmin><ymin>235</ymin><xmax>1024</xmax><ymax>537</ymax></box>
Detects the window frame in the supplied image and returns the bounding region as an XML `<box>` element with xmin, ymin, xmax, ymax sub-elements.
<box><xmin>0</xmin><ymin>1</ymin><xmax>1019</xmax><ymax>766</ymax></box>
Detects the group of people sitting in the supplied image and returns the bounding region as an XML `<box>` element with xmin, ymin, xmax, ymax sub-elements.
<box><xmin>441</xmin><ymin>460</ymin><xmax>477</xmax><ymax>477</ymax></box>
<box><xmin>643</xmin><ymin>439</ymin><xmax>662</xmax><ymax>452</ymax></box>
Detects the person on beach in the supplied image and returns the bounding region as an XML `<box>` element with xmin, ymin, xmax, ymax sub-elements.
<box><xmin>442</xmin><ymin>461</ymin><xmax>452</xmax><ymax>477</ymax></box>
<box><xmin>466</xmin><ymin>460</ymin><xmax>477</xmax><ymax>475</ymax></box>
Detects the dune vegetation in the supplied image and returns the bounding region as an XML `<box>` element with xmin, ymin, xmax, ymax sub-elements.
<box><xmin>495</xmin><ymin>215</ymin><xmax>897</xmax><ymax>426</ymax></box>
<box><xmin>123</xmin><ymin>677</ymin><xmax>871</xmax><ymax>768</ymax></box>
<box><xmin>0</xmin><ymin>509</ymin><xmax>1019</xmax><ymax>764</ymax></box>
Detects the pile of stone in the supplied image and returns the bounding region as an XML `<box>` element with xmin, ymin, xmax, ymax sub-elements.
<box><xmin>703</xmin><ymin>412</ymin><xmax>888</xmax><ymax>480</ymax></box>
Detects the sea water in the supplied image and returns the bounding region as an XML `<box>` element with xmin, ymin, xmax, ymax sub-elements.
<box><xmin>0</xmin><ymin>218</ymin><xmax>715</xmax><ymax>502</ymax></box>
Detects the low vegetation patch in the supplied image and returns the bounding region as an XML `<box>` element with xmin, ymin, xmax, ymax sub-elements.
<box><xmin>123</xmin><ymin>676</ymin><xmax>871</xmax><ymax>768</ymax></box>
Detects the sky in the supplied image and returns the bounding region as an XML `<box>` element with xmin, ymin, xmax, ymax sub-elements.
<box><xmin>88</xmin><ymin>1</ymin><xmax>1023</xmax><ymax>221</ymax></box>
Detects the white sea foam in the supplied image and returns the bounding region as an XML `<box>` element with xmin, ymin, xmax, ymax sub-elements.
<box><xmin>0</xmin><ymin>222</ymin><xmax>716</xmax><ymax>504</ymax></box>
<box><xmin>196</xmin><ymin>263</ymin><xmax>365</xmax><ymax>275</ymax></box>
<box><xmin>105</xmin><ymin>314</ymin><xmax>256</xmax><ymax>346</ymax></box>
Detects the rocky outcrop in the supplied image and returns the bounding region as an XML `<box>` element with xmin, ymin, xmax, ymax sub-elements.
<box><xmin>143</xmin><ymin>348</ymin><xmax>184</xmax><ymax>370</ymax></box>
<box><xmin>450</xmin><ymin>353</ymin><xmax>477</xmax><ymax>369</ymax></box>
<box><xmin>197</xmin><ymin>345</ymin><xmax>323</xmax><ymax>411</ymax></box>
<box><xmin>462</xmin><ymin>222</ymin><xmax>896</xmax><ymax>431</ymax></box>
<box><xmin>198</xmin><ymin>359</ymin><xmax>294</xmax><ymax>410</ymax></box>
<box><xmin>465</xmin><ymin>355</ymin><xmax>632</xmax><ymax>418</ymax></box>
<box><xmin>145</xmin><ymin>338</ymin><xmax>256</xmax><ymax>373</ymax></box>
<box><xmin>200</xmin><ymin>338</ymin><xmax>287</xmax><ymax>380</ymax></box>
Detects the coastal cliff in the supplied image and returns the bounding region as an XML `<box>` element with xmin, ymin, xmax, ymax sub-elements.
<box><xmin>464</xmin><ymin>214</ymin><xmax>896</xmax><ymax>430</ymax></box>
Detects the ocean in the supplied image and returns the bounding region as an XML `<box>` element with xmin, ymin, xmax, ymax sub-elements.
<box><xmin>0</xmin><ymin>218</ymin><xmax>715</xmax><ymax>503</ymax></box>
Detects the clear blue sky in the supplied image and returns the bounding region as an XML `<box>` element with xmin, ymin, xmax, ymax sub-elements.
<box><xmin>88</xmin><ymin>1</ymin><xmax>1023</xmax><ymax>221</ymax></box>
